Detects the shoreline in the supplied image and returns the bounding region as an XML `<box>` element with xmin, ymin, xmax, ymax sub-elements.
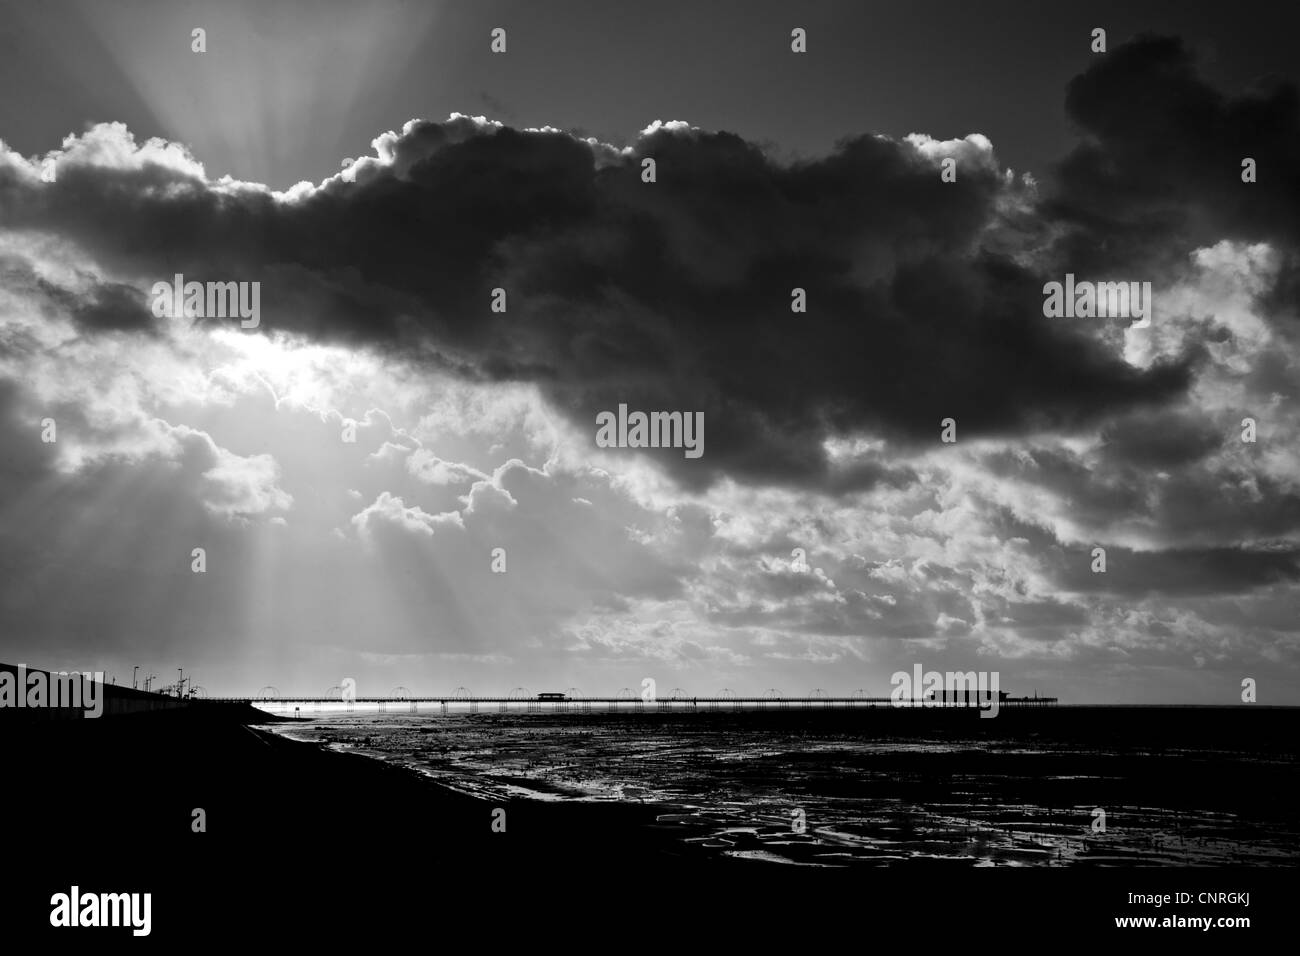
<box><xmin>6</xmin><ymin>703</ymin><xmax>1295</xmax><ymax>942</ymax></box>
<box><xmin>248</xmin><ymin>706</ymin><xmax>1300</xmax><ymax>868</ymax></box>
<box><xmin>10</xmin><ymin>704</ymin><xmax>705</xmax><ymax>874</ymax></box>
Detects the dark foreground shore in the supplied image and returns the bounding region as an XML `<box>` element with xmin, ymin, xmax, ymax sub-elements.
<box><xmin>8</xmin><ymin>702</ymin><xmax>722</xmax><ymax>941</ymax></box>
<box><xmin>8</xmin><ymin>701</ymin><xmax>698</xmax><ymax>863</ymax></box>
<box><xmin>6</xmin><ymin>703</ymin><xmax>1295</xmax><ymax>942</ymax></box>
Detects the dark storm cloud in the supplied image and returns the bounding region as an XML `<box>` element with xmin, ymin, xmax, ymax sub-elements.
<box><xmin>1097</xmin><ymin>409</ymin><xmax>1223</xmax><ymax>468</ymax></box>
<box><xmin>1048</xmin><ymin>34</ymin><xmax>1300</xmax><ymax>275</ymax></box>
<box><xmin>1</xmin><ymin>101</ymin><xmax>1199</xmax><ymax>491</ymax></box>
<box><xmin>0</xmin><ymin>255</ymin><xmax>157</xmax><ymax>336</ymax></box>
<box><xmin>62</xmin><ymin>280</ymin><xmax>157</xmax><ymax>335</ymax></box>
<box><xmin>984</xmin><ymin>436</ymin><xmax>1300</xmax><ymax>552</ymax></box>
<box><xmin>1055</xmin><ymin>543</ymin><xmax>1300</xmax><ymax>597</ymax></box>
<box><xmin>988</xmin><ymin>509</ymin><xmax>1300</xmax><ymax>597</ymax></box>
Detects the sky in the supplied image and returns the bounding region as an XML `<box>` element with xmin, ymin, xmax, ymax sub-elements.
<box><xmin>1</xmin><ymin>0</ymin><xmax>1299</xmax><ymax>702</ymax></box>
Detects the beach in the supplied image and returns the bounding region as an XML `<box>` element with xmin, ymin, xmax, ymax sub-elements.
<box><xmin>8</xmin><ymin>702</ymin><xmax>1296</xmax><ymax>941</ymax></box>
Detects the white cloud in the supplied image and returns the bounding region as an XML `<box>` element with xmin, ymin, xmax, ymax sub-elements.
<box><xmin>351</xmin><ymin>490</ymin><xmax>464</xmax><ymax>539</ymax></box>
<box><xmin>199</xmin><ymin>445</ymin><xmax>293</xmax><ymax>518</ymax></box>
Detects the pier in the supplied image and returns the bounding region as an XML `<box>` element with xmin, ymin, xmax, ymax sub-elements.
<box><xmin>207</xmin><ymin>694</ymin><xmax>1058</xmax><ymax>716</ymax></box>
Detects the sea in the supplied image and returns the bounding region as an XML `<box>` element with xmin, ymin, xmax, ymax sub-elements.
<box><xmin>266</xmin><ymin>706</ymin><xmax>1300</xmax><ymax>867</ymax></box>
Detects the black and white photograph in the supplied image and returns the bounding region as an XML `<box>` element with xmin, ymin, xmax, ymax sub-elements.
<box><xmin>2</xmin><ymin>0</ymin><xmax>1297</xmax><ymax>941</ymax></box>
